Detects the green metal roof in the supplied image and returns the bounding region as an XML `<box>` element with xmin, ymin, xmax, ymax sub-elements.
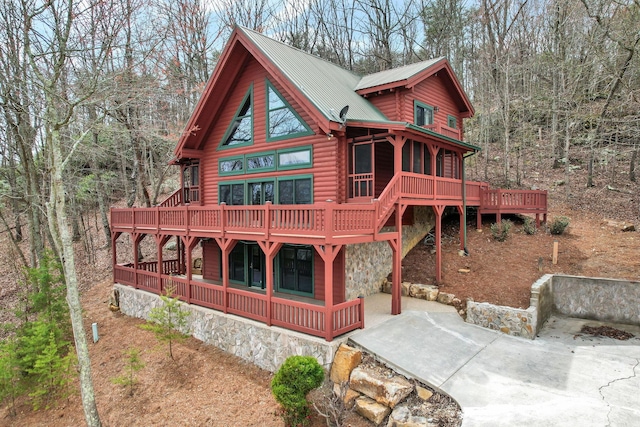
<box><xmin>240</xmin><ymin>27</ymin><xmax>388</xmax><ymax>123</ymax></box>
<box><xmin>355</xmin><ymin>58</ymin><xmax>444</xmax><ymax>91</ymax></box>
<box><xmin>238</xmin><ymin>28</ymin><xmax>478</xmax><ymax>152</ymax></box>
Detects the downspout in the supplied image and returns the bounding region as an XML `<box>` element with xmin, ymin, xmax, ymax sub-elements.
<box><xmin>462</xmin><ymin>151</ymin><xmax>476</xmax><ymax>255</ymax></box>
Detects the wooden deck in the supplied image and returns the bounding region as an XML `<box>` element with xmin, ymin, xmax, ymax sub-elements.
<box><xmin>114</xmin><ymin>263</ymin><xmax>364</xmax><ymax>340</ymax></box>
<box><xmin>111</xmin><ymin>174</ymin><xmax>547</xmax><ymax>340</ymax></box>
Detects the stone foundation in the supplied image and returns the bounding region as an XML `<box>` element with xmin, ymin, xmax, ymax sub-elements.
<box><xmin>344</xmin><ymin>206</ymin><xmax>435</xmax><ymax>300</ymax></box>
<box><xmin>115</xmin><ymin>284</ymin><xmax>343</xmax><ymax>372</ymax></box>
<box><xmin>466</xmin><ymin>274</ymin><xmax>640</xmax><ymax>339</ymax></box>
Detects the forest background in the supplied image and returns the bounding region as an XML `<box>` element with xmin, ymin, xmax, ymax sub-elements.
<box><xmin>0</xmin><ymin>0</ymin><xmax>639</xmax><ymax>425</ymax></box>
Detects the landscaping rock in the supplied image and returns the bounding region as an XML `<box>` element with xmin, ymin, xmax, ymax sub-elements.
<box><xmin>381</xmin><ymin>279</ymin><xmax>391</xmax><ymax>294</ymax></box>
<box><xmin>409</xmin><ymin>284</ymin><xmax>439</xmax><ymax>301</ymax></box>
<box><xmin>416</xmin><ymin>385</ymin><xmax>433</xmax><ymax>401</ymax></box>
<box><xmin>437</xmin><ymin>292</ymin><xmax>455</xmax><ymax>305</ymax></box>
<box><xmin>350</xmin><ymin>367</ymin><xmax>414</xmax><ymax>408</ymax></box>
<box><xmin>333</xmin><ymin>383</ymin><xmax>360</xmax><ymax>408</ymax></box>
<box><xmin>330</xmin><ymin>344</ymin><xmax>362</xmax><ymax>383</ymax></box>
<box><xmin>355</xmin><ymin>396</ymin><xmax>391</xmax><ymax>426</ymax></box>
<box><xmin>387</xmin><ymin>405</ymin><xmax>435</xmax><ymax>427</ymax></box>
<box><xmin>401</xmin><ymin>282</ymin><xmax>411</xmax><ymax>296</ymax></box>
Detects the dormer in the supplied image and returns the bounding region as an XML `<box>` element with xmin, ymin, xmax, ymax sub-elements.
<box><xmin>355</xmin><ymin>58</ymin><xmax>474</xmax><ymax>141</ymax></box>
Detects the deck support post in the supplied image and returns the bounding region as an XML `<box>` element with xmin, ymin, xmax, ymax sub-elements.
<box><xmin>154</xmin><ymin>235</ymin><xmax>164</xmax><ymax>293</ymax></box>
<box><xmin>111</xmin><ymin>232</ymin><xmax>120</xmax><ymax>284</ymax></box>
<box><xmin>258</xmin><ymin>241</ymin><xmax>282</xmax><ymax>327</ymax></box>
<box><xmin>314</xmin><ymin>244</ymin><xmax>341</xmax><ymax>341</ymax></box>
<box><xmin>216</xmin><ymin>237</ymin><xmax>237</xmax><ymax>314</ymax></box>
<box><xmin>388</xmin><ymin>203</ymin><xmax>407</xmax><ymax>315</ymax></box>
<box><xmin>180</xmin><ymin>236</ymin><xmax>197</xmax><ymax>303</ymax></box>
<box><xmin>132</xmin><ymin>233</ymin><xmax>144</xmax><ymax>289</ymax></box>
<box><xmin>456</xmin><ymin>205</ymin><xmax>465</xmax><ymax>251</ymax></box>
<box><xmin>433</xmin><ymin>205</ymin><xmax>445</xmax><ymax>283</ymax></box>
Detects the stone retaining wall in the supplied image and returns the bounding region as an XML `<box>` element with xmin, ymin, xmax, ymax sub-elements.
<box><xmin>466</xmin><ymin>274</ymin><xmax>640</xmax><ymax>339</ymax></box>
<box><xmin>552</xmin><ymin>275</ymin><xmax>640</xmax><ymax>325</ymax></box>
<box><xmin>344</xmin><ymin>206</ymin><xmax>435</xmax><ymax>300</ymax></box>
<box><xmin>115</xmin><ymin>284</ymin><xmax>342</xmax><ymax>372</ymax></box>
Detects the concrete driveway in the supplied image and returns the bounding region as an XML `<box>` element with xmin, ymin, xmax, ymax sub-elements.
<box><xmin>350</xmin><ymin>295</ymin><xmax>640</xmax><ymax>426</ymax></box>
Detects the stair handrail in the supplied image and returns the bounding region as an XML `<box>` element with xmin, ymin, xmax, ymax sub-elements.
<box><xmin>374</xmin><ymin>173</ymin><xmax>403</xmax><ymax>230</ymax></box>
<box><xmin>157</xmin><ymin>189</ymin><xmax>183</xmax><ymax>208</ymax></box>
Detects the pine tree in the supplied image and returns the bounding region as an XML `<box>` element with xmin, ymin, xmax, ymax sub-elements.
<box><xmin>140</xmin><ymin>287</ymin><xmax>190</xmax><ymax>360</ymax></box>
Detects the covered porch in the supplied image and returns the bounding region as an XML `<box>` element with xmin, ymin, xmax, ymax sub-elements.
<box><xmin>112</xmin><ymin>233</ymin><xmax>365</xmax><ymax>341</ymax></box>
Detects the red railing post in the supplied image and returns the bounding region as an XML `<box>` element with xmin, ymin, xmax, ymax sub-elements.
<box><xmin>325</xmin><ymin>201</ymin><xmax>334</xmax><ymax>243</ymax></box>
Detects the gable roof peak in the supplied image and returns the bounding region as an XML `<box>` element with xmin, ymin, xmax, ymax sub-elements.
<box><xmin>355</xmin><ymin>57</ymin><xmax>446</xmax><ymax>91</ymax></box>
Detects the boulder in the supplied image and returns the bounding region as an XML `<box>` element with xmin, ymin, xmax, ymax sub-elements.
<box><xmin>409</xmin><ymin>284</ymin><xmax>439</xmax><ymax>301</ymax></box>
<box><xmin>330</xmin><ymin>344</ymin><xmax>362</xmax><ymax>384</ymax></box>
<box><xmin>355</xmin><ymin>396</ymin><xmax>391</xmax><ymax>426</ymax></box>
<box><xmin>386</xmin><ymin>405</ymin><xmax>432</xmax><ymax>427</ymax></box>
<box><xmin>401</xmin><ymin>282</ymin><xmax>411</xmax><ymax>296</ymax></box>
<box><xmin>382</xmin><ymin>279</ymin><xmax>392</xmax><ymax>294</ymax></box>
<box><xmin>437</xmin><ymin>292</ymin><xmax>455</xmax><ymax>305</ymax></box>
<box><xmin>333</xmin><ymin>383</ymin><xmax>360</xmax><ymax>408</ymax></box>
<box><xmin>350</xmin><ymin>367</ymin><xmax>413</xmax><ymax>408</ymax></box>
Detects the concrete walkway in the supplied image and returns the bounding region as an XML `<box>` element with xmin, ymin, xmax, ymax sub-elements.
<box><xmin>351</xmin><ymin>294</ymin><xmax>640</xmax><ymax>426</ymax></box>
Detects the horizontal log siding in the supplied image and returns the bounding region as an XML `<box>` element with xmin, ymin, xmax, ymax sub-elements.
<box><xmin>314</xmin><ymin>251</ymin><xmax>325</xmax><ymax>301</ymax></box>
<box><xmin>367</xmin><ymin>92</ymin><xmax>398</xmax><ymax>121</ymax></box>
<box><xmin>202</xmin><ymin>240</ymin><xmax>220</xmax><ymax>280</ymax></box>
<box><xmin>199</xmin><ymin>56</ymin><xmax>338</xmax><ymax>206</ymax></box>
<box><xmin>406</xmin><ymin>75</ymin><xmax>463</xmax><ymax>137</ymax></box>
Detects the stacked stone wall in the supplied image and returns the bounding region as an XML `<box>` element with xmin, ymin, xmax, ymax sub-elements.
<box><xmin>552</xmin><ymin>275</ymin><xmax>640</xmax><ymax>325</ymax></box>
<box><xmin>466</xmin><ymin>274</ymin><xmax>639</xmax><ymax>339</ymax></box>
<box><xmin>115</xmin><ymin>284</ymin><xmax>342</xmax><ymax>372</ymax></box>
<box><xmin>344</xmin><ymin>206</ymin><xmax>435</xmax><ymax>300</ymax></box>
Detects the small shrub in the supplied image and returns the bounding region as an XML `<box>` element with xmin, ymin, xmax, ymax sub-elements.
<box><xmin>112</xmin><ymin>347</ymin><xmax>145</xmax><ymax>396</ymax></box>
<box><xmin>550</xmin><ymin>216</ymin><xmax>570</xmax><ymax>235</ymax></box>
<box><xmin>490</xmin><ymin>220</ymin><xmax>513</xmax><ymax>242</ymax></box>
<box><xmin>523</xmin><ymin>217</ymin><xmax>537</xmax><ymax>235</ymax></box>
<box><xmin>139</xmin><ymin>286</ymin><xmax>190</xmax><ymax>360</ymax></box>
<box><xmin>271</xmin><ymin>356</ymin><xmax>324</xmax><ymax>427</ymax></box>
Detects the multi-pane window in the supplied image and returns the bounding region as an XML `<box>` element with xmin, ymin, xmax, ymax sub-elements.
<box><xmin>414</xmin><ymin>101</ymin><xmax>434</xmax><ymax>126</ymax></box>
<box><xmin>222</xmin><ymin>89</ymin><xmax>253</xmax><ymax>147</ymax></box>
<box><xmin>219</xmin><ymin>182</ymin><xmax>245</xmax><ymax>205</ymax></box>
<box><xmin>278</xmin><ymin>177</ymin><xmax>312</xmax><ymax>204</ymax></box>
<box><xmin>219</xmin><ymin>175</ymin><xmax>312</xmax><ymax>205</ymax></box>
<box><xmin>248</xmin><ymin>181</ymin><xmax>275</xmax><ymax>205</ymax></box>
<box><xmin>279</xmin><ymin>246</ymin><xmax>313</xmax><ymax>295</ymax></box>
<box><xmin>447</xmin><ymin>115</ymin><xmax>457</xmax><ymax>129</ymax></box>
<box><xmin>267</xmin><ymin>82</ymin><xmax>311</xmax><ymax>141</ymax></box>
<box><xmin>219</xmin><ymin>157</ymin><xmax>244</xmax><ymax>174</ymax></box>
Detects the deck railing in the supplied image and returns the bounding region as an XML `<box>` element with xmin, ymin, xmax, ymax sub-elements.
<box><xmin>158</xmin><ymin>189</ymin><xmax>182</xmax><ymax>207</ymax></box>
<box><xmin>114</xmin><ymin>264</ymin><xmax>364</xmax><ymax>341</ymax></box>
<box><xmin>424</xmin><ymin>122</ymin><xmax>461</xmax><ymax>140</ymax></box>
<box><xmin>112</xmin><ymin>202</ymin><xmax>378</xmax><ymax>242</ymax></box>
<box><xmin>112</xmin><ymin>175</ymin><xmax>502</xmax><ymax>241</ymax></box>
<box><xmin>480</xmin><ymin>189</ymin><xmax>547</xmax><ymax>213</ymax></box>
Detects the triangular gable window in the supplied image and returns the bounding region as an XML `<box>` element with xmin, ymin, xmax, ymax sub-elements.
<box><xmin>220</xmin><ymin>87</ymin><xmax>253</xmax><ymax>148</ymax></box>
<box><xmin>266</xmin><ymin>81</ymin><xmax>312</xmax><ymax>141</ymax></box>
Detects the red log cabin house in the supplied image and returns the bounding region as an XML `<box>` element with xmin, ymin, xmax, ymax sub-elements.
<box><xmin>110</xmin><ymin>27</ymin><xmax>547</xmax><ymax>341</ymax></box>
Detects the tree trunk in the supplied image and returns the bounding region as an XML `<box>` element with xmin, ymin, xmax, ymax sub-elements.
<box><xmin>47</xmin><ymin>126</ymin><xmax>102</xmax><ymax>427</ymax></box>
<box><xmin>630</xmin><ymin>148</ymin><xmax>637</xmax><ymax>182</ymax></box>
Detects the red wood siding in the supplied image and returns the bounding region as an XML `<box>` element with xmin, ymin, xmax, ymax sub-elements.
<box><xmin>202</xmin><ymin>240</ymin><xmax>220</xmax><ymax>280</ymax></box>
<box><xmin>197</xmin><ymin>56</ymin><xmax>339</xmax><ymax>206</ymax></box>
<box><xmin>407</xmin><ymin>75</ymin><xmax>462</xmax><ymax>135</ymax></box>
<box><xmin>313</xmin><ymin>248</ymin><xmax>345</xmax><ymax>303</ymax></box>
<box><xmin>367</xmin><ymin>91</ymin><xmax>399</xmax><ymax>121</ymax></box>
